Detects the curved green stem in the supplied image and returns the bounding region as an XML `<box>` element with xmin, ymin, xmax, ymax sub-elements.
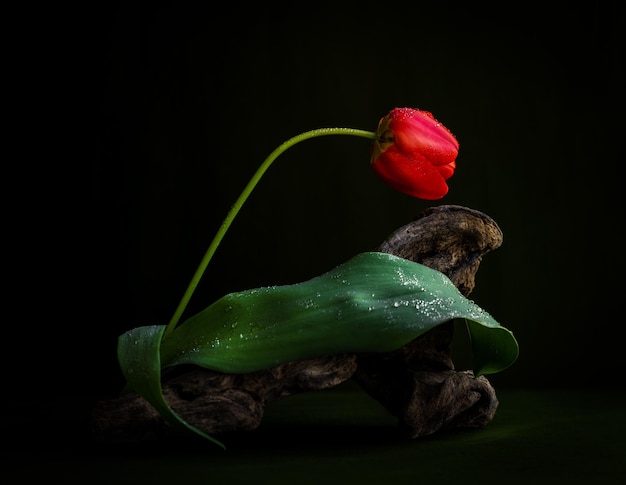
<box><xmin>164</xmin><ymin>127</ymin><xmax>377</xmax><ymax>337</ymax></box>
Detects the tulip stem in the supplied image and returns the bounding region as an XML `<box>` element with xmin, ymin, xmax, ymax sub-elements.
<box><xmin>164</xmin><ymin>127</ymin><xmax>377</xmax><ymax>337</ymax></box>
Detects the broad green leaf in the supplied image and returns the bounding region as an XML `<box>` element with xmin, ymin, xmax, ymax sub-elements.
<box><xmin>159</xmin><ymin>252</ymin><xmax>518</xmax><ymax>376</ymax></box>
<box><xmin>118</xmin><ymin>251</ymin><xmax>518</xmax><ymax>446</ymax></box>
<box><xmin>117</xmin><ymin>325</ymin><xmax>226</xmax><ymax>448</ymax></box>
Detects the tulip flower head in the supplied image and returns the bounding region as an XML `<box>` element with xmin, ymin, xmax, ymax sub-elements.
<box><xmin>370</xmin><ymin>107</ymin><xmax>459</xmax><ymax>200</ymax></box>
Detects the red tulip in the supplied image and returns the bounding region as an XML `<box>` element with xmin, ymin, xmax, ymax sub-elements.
<box><xmin>370</xmin><ymin>107</ymin><xmax>459</xmax><ymax>200</ymax></box>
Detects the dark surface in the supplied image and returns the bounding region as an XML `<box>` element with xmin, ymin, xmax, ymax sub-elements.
<box><xmin>3</xmin><ymin>382</ymin><xmax>625</xmax><ymax>484</ymax></box>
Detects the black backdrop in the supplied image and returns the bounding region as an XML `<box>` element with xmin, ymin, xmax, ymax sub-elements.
<box><xmin>9</xmin><ymin>1</ymin><xmax>623</xmax><ymax>405</ymax></box>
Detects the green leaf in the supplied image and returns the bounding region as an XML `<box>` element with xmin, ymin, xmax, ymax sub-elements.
<box><xmin>466</xmin><ymin>319</ymin><xmax>519</xmax><ymax>376</ymax></box>
<box><xmin>117</xmin><ymin>325</ymin><xmax>226</xmax><ymax>449</ymax></box>
<box><xmin>118</xmin><ymin>251</ymin><xmax>518</xmax><ymax>446</ymax></box>
<box><xmin>159</xmin><ymin>252</ymin><xmax>518</xmax><ymax>375</ymax></box>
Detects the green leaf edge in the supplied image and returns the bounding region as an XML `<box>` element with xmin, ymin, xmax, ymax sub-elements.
<box><xmin>117</xmin><ymin>325</ymin><xmax>226</xmax><ymax>449</ymax></box>
<box><xmin>467</xmin><ymin>319</ymin><xmax>519</xmax><ymax>376</ymax></box>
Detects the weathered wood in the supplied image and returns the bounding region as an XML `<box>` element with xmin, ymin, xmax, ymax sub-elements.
<box><xmin>92</xmin><ymin>354</ymin><xmax>357</xmax><ymax>443</ymax></box>
<box><xmin>353</xmin><ymin>204</ymin><xmax>503</xmax><ymax>437</ymax></box>
<box><xmin>92</xmin><ymin>205</ymin><xmax>503</xmax><ymax>442</ymax></box>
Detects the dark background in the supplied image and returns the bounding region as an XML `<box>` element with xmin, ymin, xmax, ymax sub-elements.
<box><xmin>9</xmin><ymin>0</ymin><xmax>623</xmax><ymax>406</ymax></box>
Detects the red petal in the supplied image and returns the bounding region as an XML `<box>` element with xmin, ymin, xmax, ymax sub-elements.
<box><xmin>437</xmin><ymin>161</ymin><xmax>456</xmax><ymax>180</ymax></box>
<box><xmin>372</xmin><ymin>148</ymin><xmax>449</xmax><ymax>200</ymax></box>
<box><xmin>389</xmin><ymin>109</ymin><xmax>459</xmax><ymax>166</ymax></box>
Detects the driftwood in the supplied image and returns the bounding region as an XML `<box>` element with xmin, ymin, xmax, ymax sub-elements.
<box><xmin>92</xmin><ymin>205</ymin><xmax>503</xmax><ymax>443</ymax></box>
<box><xmin>354</xmin><ymin>205</ymin><xmax>503</xmax><ymax>437</ymax></box>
